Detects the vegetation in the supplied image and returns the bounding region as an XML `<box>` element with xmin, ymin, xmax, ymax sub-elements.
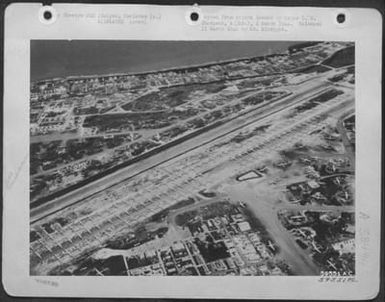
<box><xmin>148</xmin><ymin>197</ymin><xmax>195</xmax><ymax>223</ymax></box>
<box><xmin>294</xmin><ymin>89</ymin><xmax>344</xmax><ymax>113</ymax></box>
<box><xmin>121</xmin><ymin>82</ymin><xmax>226</xmax><ymax>112</ymax></box>
<box><xmin>323</xmin><ymin>46</ymin><xmax>354</xmax><ymax>68</ymax></box>
<box><xmin>298</xmin><ymin>64</ymin><xmax>331</xmax><ymax>74</ymax></box>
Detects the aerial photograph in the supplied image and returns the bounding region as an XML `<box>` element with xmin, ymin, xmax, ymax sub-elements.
<box><xmin>30</xmin><ymin>40</ymin><xmax>355</xmax><ymax>276</ymax></box>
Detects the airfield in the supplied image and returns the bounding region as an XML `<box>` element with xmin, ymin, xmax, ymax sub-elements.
<box><xmin>30</xmin><ymin>42</ymin><xmax>356</xmax><ymax>276</ymax></box>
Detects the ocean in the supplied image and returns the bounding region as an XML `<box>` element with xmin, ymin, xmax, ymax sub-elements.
<box><xmin>31</xmin><ymin>40</ymin><xmax>301</xmax><ymax>82</ymax></box>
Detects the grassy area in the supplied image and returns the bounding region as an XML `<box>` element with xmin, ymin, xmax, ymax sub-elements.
<box><xmin>148</xmin><ymin>197</ymin><xmax>195</xmax><ymax>223</ymax></box>
<box><xmin>194</xmin><ymin>237</ymin><xmax>230</xmax><ymax>263</ymax></box>
<box><xmin>294</xmin><ymin>89</ymin><xmax>343</xmax><ymax>113</ymax></box>
<box><xmin>121</xmin><ymin>82</ymin><xmax>226</xmax><ymax>112</ymax></box>
<box><xmin>242</xmin><ymin>91</ymin><xmax>286</xmax><ymax>107</ymax></box>
<box><xmin>121</xmin><ymin>92</ymin><xmax>165</xmax><ymax>111</ymax></box>
<box><xmin>230</xmin><ymin>124</ymin><xmax>270</xmax><ymax>144</ymax></box>
<box><xmin>105</xmin><ymin>225</ymin><xmax>169</xmax><ymax>250</ymax></box>
<box><xmin>323</xmin><ymin>46</ymin><xmax>354</xmax><ymax>68</ymax></box>
<box><xmin>175</xmin><ymin>210</ymin><xmax>198</xmax><ymax>227</ymax></box>
<box><xmin>84</xmin><ymin>107</ymin><xmax>202</xmax><ymax>132</ymax></box>
<box><xmin>175</xmin><ymin>201</ymin><xmax>236</xmax><ymax>226</ymax></box>
<box><xmin>83</xmin><ymin>112</ymin><xmax>166</xmax><ymax>130</ymax></box>
<box><xmin>298</xmin><ymin>64</ymin><xmax>331</xmax><ymax>74</ymax></box>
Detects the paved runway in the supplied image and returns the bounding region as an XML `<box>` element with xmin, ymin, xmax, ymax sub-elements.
<box><xmin>31</xmin><ymin>76</ymin><xmax>334</xmax><ymax>223</ymax></box>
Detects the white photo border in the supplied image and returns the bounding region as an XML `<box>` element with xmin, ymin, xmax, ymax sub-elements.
<box><xmin>3</xmin><ymin>4</ymin><xmax>382</xmax><ymax>299</ymax></box>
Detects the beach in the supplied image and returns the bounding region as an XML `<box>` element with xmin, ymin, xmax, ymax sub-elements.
<box><xmin>31</xmin><ymin>40</ymin><xmax>300</xmax><ymax>82</ymax></box>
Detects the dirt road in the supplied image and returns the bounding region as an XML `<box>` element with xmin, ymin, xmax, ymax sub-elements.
<box><xmin>224</xmin><ymin>181</ymin><xmax>320</xmax><ymax>275</ymax></box>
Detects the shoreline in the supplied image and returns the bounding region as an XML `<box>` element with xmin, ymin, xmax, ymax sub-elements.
<box><xmin>31</xmin><ymin>43</ymin><xmax>305</xmax><ymax>84</ymax></box>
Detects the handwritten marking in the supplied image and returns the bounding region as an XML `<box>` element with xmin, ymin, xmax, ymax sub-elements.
<box><xmin>4</xmin><ymin>153</ymin><xmax>28</xmax><ymax>190</ymax></box>
<box><xmin>35</xmin><ymin>278</ymin><xmax>59</xmax><ymax>287</ymax></box>
<box><xmin>359</xmin><ymin>211</ymin><xmax>370</xmax><ymax>219</ymax></box>
<box><xmin>318</xmin><ymin>276</ymin><xmax>357</xmax><ymax>283</ymax></box>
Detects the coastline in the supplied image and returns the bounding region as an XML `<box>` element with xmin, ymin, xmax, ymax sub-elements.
<box><xmin>31</xmin><ymin>41</ymin><xmax>303</xmax><ymax>83</ymax></box>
